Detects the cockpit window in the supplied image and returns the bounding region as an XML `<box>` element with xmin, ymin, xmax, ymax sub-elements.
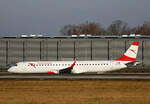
<box><xmin>12</xmin><ymin>63</ymin><xmax>17</xmax><ymax>66</ymax></box>
<box><xmin>8</xmin><ymin>63</ymin><xmax>17</xmax><ymax>67</ymax></box>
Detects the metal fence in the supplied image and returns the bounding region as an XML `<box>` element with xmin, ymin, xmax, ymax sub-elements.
<box><xmin>0</xmin><ymin>38</ymin><xmax>150</xmax><ymax>68</ymax></box>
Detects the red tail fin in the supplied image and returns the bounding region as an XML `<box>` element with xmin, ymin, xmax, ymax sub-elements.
<box><xmin>115</xmin><ymin>41</ymin><xmax>139</xmax><ymax>61</ymax></box>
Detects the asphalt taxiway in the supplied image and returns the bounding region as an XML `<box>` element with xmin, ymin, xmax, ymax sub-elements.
<box><xmin>0</xmin><ymin>73</ymin><xmax>150</xmax><ymax>80</ymax></box>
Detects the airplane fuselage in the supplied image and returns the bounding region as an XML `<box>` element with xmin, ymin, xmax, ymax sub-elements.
<box><xmin>8</xmin><ymin>61</ymin><xmax>127</xmax><ymax>74</ymax></box>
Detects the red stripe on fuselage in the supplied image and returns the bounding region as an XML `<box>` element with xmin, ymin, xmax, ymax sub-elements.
<box><xmin>115</xmin><ymin>55</ymin><xmax>136</xmax><ymax>61</ymax></box>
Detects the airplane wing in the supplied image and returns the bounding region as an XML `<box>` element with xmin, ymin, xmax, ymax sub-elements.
<box><xmin>48</xmin><ymin>61</ymin><xmax>76</xmax><ymax>74</ymax></box>
<box><xmin>59</xmin><ymin>61</ymin><xmax>76</xmax><ymax>74</ymax></box>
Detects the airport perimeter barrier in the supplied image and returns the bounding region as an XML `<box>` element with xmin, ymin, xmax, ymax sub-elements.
<box><xmin>0</xmin><ymin>37</ymin><xmax>150</xmax><ymax>72</ymax></box>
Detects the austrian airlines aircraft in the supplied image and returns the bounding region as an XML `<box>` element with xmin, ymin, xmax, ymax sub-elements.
<box><xmin>8</xmin><ymin>41</ymin><xmax>140</xmax><ymax>74</ymax></box>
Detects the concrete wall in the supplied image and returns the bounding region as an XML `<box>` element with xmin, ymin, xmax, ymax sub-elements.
<box><xmin>0</xmin><ymin>38</ymin><xmax>149</xmax><ymax>68</ymax></box>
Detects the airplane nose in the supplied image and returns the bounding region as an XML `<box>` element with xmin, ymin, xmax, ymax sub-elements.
<box><xmin>8</xmin><ymin>67</ymin><xmax>17</xmax><ymax>73</ymax></box>
<box><xmin>8</xmin><ymin>68</ymin><xmax>13</xmax><ymax>73</ymax></box>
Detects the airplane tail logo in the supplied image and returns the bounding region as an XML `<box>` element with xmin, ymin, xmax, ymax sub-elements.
<box><xmin>115</xmin><ymin>41</ymin><xmax>139</xmax><ymax>61</ymax></box>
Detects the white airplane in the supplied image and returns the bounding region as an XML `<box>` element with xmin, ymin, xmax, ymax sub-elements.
<box><xmin>8</xmin><ymin>41</ymin><xmax>140</xmax><ymax>74</ymax></box>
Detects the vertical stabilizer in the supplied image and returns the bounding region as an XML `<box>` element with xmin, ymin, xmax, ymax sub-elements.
<box><xmin>115</xmin><ymin>41</ymin><xmax>139</xmax><ymax>61</ymax></box>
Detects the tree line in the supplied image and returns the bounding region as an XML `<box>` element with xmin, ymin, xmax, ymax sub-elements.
<box><xmin>60</xmin><ymin>20</ymin><xmax>150</xmax><ymax>35</ymax></box>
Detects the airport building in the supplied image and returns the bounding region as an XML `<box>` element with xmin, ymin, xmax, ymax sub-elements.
<box><xmin>0</xmin><ymin>36</ymin><xmax>150</xmax><ymax>71</ymax></box>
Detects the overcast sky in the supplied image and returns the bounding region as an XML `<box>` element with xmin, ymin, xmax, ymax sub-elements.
<box><xmin>0</xmin><ymin>0</ymin><xmax>150</xmax><ymax>36</ymax></box>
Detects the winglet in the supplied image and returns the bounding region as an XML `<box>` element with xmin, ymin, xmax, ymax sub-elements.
<box><xmin>70</xmin><ymin>61</ymin><xmax>76</xmax><ymax>69</ymax></box>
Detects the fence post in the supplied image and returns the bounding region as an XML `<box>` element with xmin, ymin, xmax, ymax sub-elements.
<box><xmin>142</xmin><ymin>40</ymin><xmax>144</xmax><ymax>66</ymax></box>
<box><xmin>107</xmin><ymin>40</ymin><xmax>110</xmax><ymax>60</ymax></box>
<box><xmin>124</xmin><ymin>40</ymin><xmax>127</xmax><ymax>52</ymax></box>
<box><xmin>40</xmin><ymin>41</ymin><xmax>42</xmax><ymax>61</ymax></box>
<box><xmin>23</xmin><ymin>41</ymin><xmax>25</xmax><ymax>61</ymax></box>
<box><xmin>57</xmin><ymin>40</ymin><xmax>59</xmax><ymax>61</ymax></box>
<box><xmin>46</xmin><ymin>40</ymin><xmax>48</xmax><ymax>61</ymax></box>
<box><xmin>91</xmin><ymin>40</ymin><xmax>93</xmax><ymax>60</ymax></box>
<box><xmin>74</xmin><ymin>41</ymin><xmax>76</xmax><ymax>60</ymax></box>
<box><xmin>6</xmin><ymin>41</ymin><xmax>8</xmax><ymax>66</ymax></box>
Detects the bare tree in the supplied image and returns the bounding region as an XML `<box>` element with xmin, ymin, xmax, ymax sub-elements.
<box><xmin>129</xmin><ymin>25</ymin><xmax>141</xmax><ymax>34</ymax></box>
<box><xmin>60</xmin><ymin>24</ymin><xmax>72</xmax><ymax>35</ymax></box>
<box><xmin>129</xmin><ymin>22</ymin><xmax>150</xmax><ymax>35</ymax></box>
<box><xmin>107</xmin><ymin>20</ymin><xmax>129</xmax><ymax>35</ymax></box>
<box><xmin>140</xmin><ymin>21</ymin><xmax>150</xmax><ymax>35</ymax></box>
<box><xmin>60</xmin><ymin>20</ymin><xmax>150</xmax><ymax>36</ymax></box>
<box><xmin>60</xmin><ymin>21</ymin><xmax>105</xmax><ymax>35</ymax></box>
